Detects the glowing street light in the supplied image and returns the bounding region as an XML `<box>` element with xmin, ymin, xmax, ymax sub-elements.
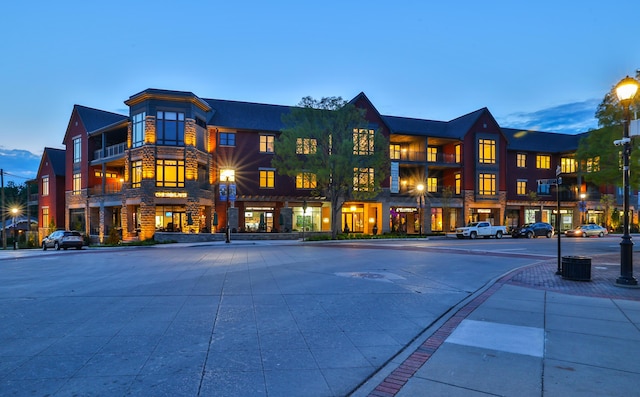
<box><xmin>614</xmin><ymin>75</ymin><xmax>639</xmax><ymax>286</ymax></box>
<box><xmin>416</xmin><ymin>183</ymin><xmax>425</xmax><ymax>237</ymax></box>
<box><xmin>11</xmin><ymin>207</ymin><xmax>19</xmax><ymax>250</ymax></box>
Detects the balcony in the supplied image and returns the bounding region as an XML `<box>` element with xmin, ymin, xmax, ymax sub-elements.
<box><xmin>427</xmin><ymin>153</ymin><xmax>459</xmax><ymax>165</ymax></box>
<box><xmin>89</xmin><ymin>183</ymin><xmax>123</xmax><ymax>196</ymax></box>
<box><xmin>94</xmin><ymin>143</ymin><xmax>126</xmax><ymax>161</ymax></box>
<box><xmin>391</xmin><ymin>150</ymin><xmax>426</xmax><ymax>163</ymax></box>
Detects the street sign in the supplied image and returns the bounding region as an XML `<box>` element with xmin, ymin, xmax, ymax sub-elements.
<box><xmin>556</xmin><ymin>165</ymin><xmax>561</xmax><ymax>177</ymax></box>
<box><xmin>537</xmin><ymin>178</ymin><xmax>558</xmax><ymax>185</ymax></box>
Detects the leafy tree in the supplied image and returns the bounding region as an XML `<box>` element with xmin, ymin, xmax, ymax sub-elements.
<box><xmin>576</xmin><ymin>70</ymin><xmax>640</xmax><ymax>188</ymax></box>
<box><xmin>273</xmin><ymin>96</ymin><xmax>389</xmax><ymax>239</ymax></box>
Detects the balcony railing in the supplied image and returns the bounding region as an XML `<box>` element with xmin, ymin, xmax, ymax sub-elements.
<box><xmin>391</xmin><ymin>150</ymin><xmax>426</xmax><ymax>162</ymax></box>
<box><xmin>88</xmin><ymin>183</ymin><xmax>123</xmax><ymax>196</ymax></box>
<box><xmin>427</xmin><ymin>153</ymin><xmax>459</xmax><ymax>164</ymax></box>
<box><xmin>94</xmin><ymin>143</ymin><xmax>126</xmax><ymax>160</ymax></box>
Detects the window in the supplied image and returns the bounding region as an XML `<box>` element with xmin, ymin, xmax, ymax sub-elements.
<box><xmin>132</xmin><ymin>112</ymin><xmax>146</xmax><ymax>148</ymax></box>
<box><xmin>427</xmin><ymin>177</ymin><xmax>438</xmax><ymax>193</ymax></box>
<box><xmin>156</xmin><ymin>111</ymin><xmax>185</xmax><ymax>146</ymax></box>
<box><xmin>296</xmin><ymin>172</ymin><xmax>317</xmax><ymax>189</ymax></box>
<box><xmin>42</xmin><ymin>207</ymin><xmax>49</xmax><ymax>228</ymax></box>
<box><xmin>73</xmin><ymin>137</ymin><xmax>81</xmax><ymax>163</ymax></box>
<box><xmin>536</xmin><ymin>154</ymin><xmax>551</xmax><ymax>169</ymax></box>
<box><xmin>427</xmin><ymin>147</ymin><xmax>438</xmax><ymax>162</ymax></box>
<box><xmin>478</xmin><ymin>139</ymin><xmax>496</xmax><ymax>164</ymax></box>
<box><xmin>455</xmin><ymin>173</ymin><xmax>461</xmax><ymax>195</ymax></box>
<box><xmin>353</xmin><ymin>129</ymin><xmax>374</xmax><ymax>155</ymax></box>
<box><xmin>353</xmin><ymin>168</ymin><xmax>374</xmax><ymax>191</ymax></box>
<box><xmin>478</xmin><ymin>173</ymin><xmax>496</xmax><ymax>195</ymax></box>
<box><xmin>517</xmin><ymin>180</ymin><xmax>527</xmax><ymax>195</ymax></box>
<box><xmin>586</xmin><ymin>156</ymin><xmax>600</xmax><ymax>173</ymax></box>
<box><xmin>94</xmin><ymin>170</ymin><xmax>117</xmax><ymax>178</ymax></box>
<box><xmin>561</xmin><ymin>157</ymin><xmax>576</xmax><ymax>173</ymax></box>
<box><xmin>42</xmin><ymin>175</ymin><xmax>49</xmax><ymax>196</ymax></box>
<box><xmin>455</xmin><ymin>144</ymin><xmax>461</xmax><ymax>163</ymax></box>
<box><xmin>259</xmin><ymin>169</ymin><xmax>275</xmax><ymax>188</ymax></box>
<box><xmin>296</xmin><ymin>138</ymin><xmax>317</xmax><ymax>154</ymax></box>
<box><xmin>390</xmin><ymin>144</ymin><xmax>401</xmax><ymax>160</ymax></box>
<box><xmin>517</xmin><ymin>153</ymin><xmax>526</xmax><ymax>168</ymax></box>
<box><xmin>73</xmin><ymin>172</ymin><xmax>81</xmax><ymax>195</ymax></box>
<box><xmin>156</xmin><ymin>159</ymin><xmax>185</xmax><ymax>187</ymax></box>
<box><xmin>131</xmin><ymin>161</ymin><xmax>142</xmax><ymax>188</ymax></box>
<box><xmin>220</xmin><ymin>132</ymin><xmax>236</xmax><ymax>146</ymax></box>
<box><xmin>260</xmin><ymin>135</ymin><xmax>275</xmax><ymax>153</ymax></box>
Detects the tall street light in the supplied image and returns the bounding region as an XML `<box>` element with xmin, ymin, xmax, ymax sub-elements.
<box><xmin>220</xmin><ymin>169</ymin><xmax>234</xmax><ymax>244</ymax></box>
<box><xmin>416</xmin><ymin>183</ymin><xmax>425</xmax><ymax>237</ymax></box>
<box><xmin>615</xmin><ymin>75</ymin><xmax>639</xmax><ymax>286</ymax></box>
<box><xmin>580</xmin><ymin>193</ymin><xmax>586</xmax><ymax>224</ymax></box>
<box><xmin>11</xmin><ymin>207</ymin><xmax>18</xmax><ymax>250</ymax></box>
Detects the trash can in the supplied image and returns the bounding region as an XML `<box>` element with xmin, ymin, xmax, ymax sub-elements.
<box><xmin>561</xmin><ymin>256</ymin><xmax>591</xmax><ymax>281</ymax></box>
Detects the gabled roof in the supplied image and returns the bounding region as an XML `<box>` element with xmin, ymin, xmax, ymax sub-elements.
<box><xmin>381</xmin><ymin>108</ymin><xmax>489</xmax><ymax>139</ymax></box>
<box><xmin>502</xmin><ymin>128</ymin><xmax>585</xmax><ymax>153</ymax></box>
<box><xmin>40</xmin><ymin>147</ymin><xmax>65</xmax><ymax>177</ymax></box>
<box><xmin>204</xmin><ymin>99</ymin><xmax>291</xmax><ymax>131</ymax></box>
<box><xmin>74</xmin><ymin>105</ymin><xmax>128</xmax><ymax>134</ymax></box>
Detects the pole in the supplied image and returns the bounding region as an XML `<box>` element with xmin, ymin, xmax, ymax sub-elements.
<box><xmin>556</xmin><ymin>179</ymin><xmax>562</xmax><ymax>275</ymax></box>
<box><xmin>617</xmin><ymin>106</ymin><xmax>637</xmax><ymax>285</ymax></box>
<box><xmin>419</xmin><ymin>196</ymin><xmax>423</xmax><ymax>237</ymax></box>
<box><xmin>225</xmin><ymin>180</ymin><xmax>230</xmax><ymax>244</ymax></box>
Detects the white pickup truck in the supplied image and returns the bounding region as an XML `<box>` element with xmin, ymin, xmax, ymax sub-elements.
<box><xmin>455</xmin><ymin>221</ymin><xmax>507</xmax><ymax>239</ymax></box>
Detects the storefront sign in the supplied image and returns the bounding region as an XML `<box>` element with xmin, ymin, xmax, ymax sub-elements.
<box><xmin>155</xmin><ymin>192</ymin><xmax>187</xmax><ymax>198</ymax></box>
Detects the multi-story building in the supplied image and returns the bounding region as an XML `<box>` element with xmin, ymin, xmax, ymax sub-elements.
<box><xmin>36</xmin><ymin>147</ymin><xmax>66</xmax><ymax>234</ymax></box>
<box><xmin>35</xmin><ymin>88</ymin><xmax>628</xmax><ymax>242</ymax></box>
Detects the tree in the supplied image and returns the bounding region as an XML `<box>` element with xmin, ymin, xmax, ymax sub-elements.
<box><xmin>576</xmin><ymin>70</ymin><xmax>640</xmax><ymax>188</ymax></box>
<box><xmin>273</xmin><ymin>96</ymin><xmax>389</xmax><ymax>239</ymax></box>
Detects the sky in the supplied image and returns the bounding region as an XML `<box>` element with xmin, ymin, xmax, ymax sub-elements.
<box><xmin>1</xmin><ymin>0</ymin><xmax>639</xmax><ymax>184</ymax></box>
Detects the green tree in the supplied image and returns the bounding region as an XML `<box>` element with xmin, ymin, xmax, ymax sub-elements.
<box><xmin>273</xmin><ymin>96</ymin><xmax>389</xmax><ymax>239</ymax></box>
<box><xmin>576</xmin><ymin>70</ymin><xmax>640</xmax><ymax>188</ymax></box>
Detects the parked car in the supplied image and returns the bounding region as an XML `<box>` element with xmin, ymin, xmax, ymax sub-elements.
<box><xmin>42</xmin><ymin>230</ymin><xmax>84</xmax><ymax>250</ymax></box>
<box><xmin>564</xmin><ymin>224</ymin><xmax>608</xmax><ymax>238</ymax></box>
<box><xmin>511</xmin><ymin>222</ymin><xmax>554</xmax><ymax>238</ymax></box>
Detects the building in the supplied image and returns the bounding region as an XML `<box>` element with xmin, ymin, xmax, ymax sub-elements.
<box><xmin>35</xmin><ymin>88</ymin><xmax>627</xmax><ymax>242</ymax></box>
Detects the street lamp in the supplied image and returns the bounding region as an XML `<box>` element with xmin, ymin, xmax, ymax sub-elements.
<box><xmin>580</xmin><ymin>193</ymin><xmax>586</xmax><ymax>224</ymax></box>
<box><xmin>416</xmin><ymin>183</ymin><xmax>425</xmax><ymax>237</ymax></box>
<box><xmin>11</xmin><ymin>207</ymin><xmax>18</xmax><ymax>250</ymax></box>
<box><xmin>220</xmin><ymin>169</ymin><xmax>234</xmax><ymax>244</ymax></box>
<box><xmin>615</xmin><ymin>75</ymin><xmax>639</xmax><ymax>286</ymax></box>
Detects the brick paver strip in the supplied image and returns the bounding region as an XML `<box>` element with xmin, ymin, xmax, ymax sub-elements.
<box><xmin>366</xmin><ymin>255</ymin><xmax>639</xmax><ymax>396</ymax></box>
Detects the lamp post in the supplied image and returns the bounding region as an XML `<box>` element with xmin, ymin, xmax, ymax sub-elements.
<box><xmin>11</xmin><ymin>207</ymin><xmax>18</xmax><ymax>250</ymax></box>
<box><xmin>220</xmin><ymin>170</ymin><xmax>233</xmax><ymax>244</ymax></box>
<box><xmin>580</xmin><ymin>193</ymin><xmax>586</xmax><ymax>224</ymax></box>
<box><xmin>302</xmin><ymin>200</ymin><xmax>307</xmax><ymax>242</ymax></box>
<box><xmin>416</xmin><ymin>183</ymin><xmax>425</xmax><ymax>237</ymax></box>
<box><xmin>615</xmin><ymin>75</ymin><xmax>639</xmax><ymax>286</ymax></box>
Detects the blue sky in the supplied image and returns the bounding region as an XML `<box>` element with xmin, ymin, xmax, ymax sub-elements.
<box><xmin>1</xmin><ymin>0</ymin><xmax>639</xmax><ymax>184</ymax></box>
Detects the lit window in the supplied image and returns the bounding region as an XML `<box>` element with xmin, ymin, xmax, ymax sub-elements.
<box><xmin>455</xmin><ymin>144</ymin><xmax>461</xmax><ymax>163</ymax></box>
<box><xmin>94</xmin><ymin>170</ymin><xmax>117</xmax><ymax>178</ymax></box>
<box><xmin>42</xmin><ymin>175</ymin><xmax>49</xmax><ymax>196</ymax></box>
<box><xmin>586</xmin><ymin>157</ymin><xmax>601</xmax><ymax>173</ymax></box>
<box><xmin>353</xmin><ymin>168</ymin><xmax>374</xmax><ymax>191</ymax></box>
<box><xmin>390</xmin><ymin>144</ymin><xmax>400</xmax><ymax>160</ymax></box>
<box><xmin>296</xmin><ymin>138</ymin><xmax>317</xmax><ymax>154</ymax></box>
<box><xmin>73</xmin><ymin>137</ymin><xmax>81</xmax><ymax>163</ymax></box>
<box><xmin>132</xmin><ymin>161</ymin><xmax>142</xmax><ymax>188</ymax></box>
<box><xmin>156</xmin><ymin>111</ymin><xmax>185</xmax><ymax>146</ymax></box>
<box><xmin>260</xmin><ymin>135</ymin><xmax>275</xmax><ymax>153</ymax></box>
<box><xmin>478</xmin><ymin>173</ymin><xmax>496</xmax><ymax>195</ymax></box>
<box><xmin>42</xmin><ymin>207</ymin><xmax>49</xmax><ymax>228</ymax></box>
<box><xmin>73</xmin><ymin>172</ymin><xmax>82</xmax><ymax>195</ymax></box>
<box><xmin>427</xmin><ymin>147</ymin><xmax>438</xmax><ymax>162</ymax></box>
<box><xmin>220</xmin><ymin>132</ymin><xmax>236</xmax><ymax>146</ymax></box>
<box><xmin>353</xmin><ymin>129</ymin><xmax>374</xmax><ymax>155</ymax></box>
<box><xmin>455</xmin><ymin>173</ymin><xmax>461</xmax><ymax>195</ymax></box>
<box><xmin>427</xmin><ymin>177</ymin><xmax>438</xmax><ymax>193</ymax></box>
<box><xmin>296</xmin><ymin>172</ymin><xmax>317</xmax><ymax>189</ymax></box>
<box><xmin>517</xmin><ymin>180</ymin><xmax>527</xmax><ymax>195</ymax></box>
<box><xmin>536</xmin><ymin>155</ymin><xmax>551</xmax><ymax>169</ymax></box>
<box><xmin>132</xmin><ymin>112</ymin><xmax>146</xmax><ymax>148</ymax></box>
<box><xmin>561</xmin><ymin>157</ymin><xmax>576</xmax><ymax>173</ymax></box>
<box><xmin>259</xmin><ymin>169</ymin><xmax>275</xmax><ymax>188</ymax></box>
<box><xmin>478</xmin><ymin>139</ymin><xmax>496</xmax><ymax>164</ymax></box>
<box><xmin>517</xmin><ymin>153</ymin><xmax>526</xmax><ymax>168</ymax></box>
<box><xmin>156</xmin><ymin>159</ymin><xmax>185</xmax><ymax>187</ymax></box>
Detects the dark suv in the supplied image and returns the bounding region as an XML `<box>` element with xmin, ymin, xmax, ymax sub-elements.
<box><xmin>42</xmin><ymin>230</ymin><xmax>84</xmax><ymax>250</ymax></box>
<box><xmin>511</xmin><ymin>222</ymin><xmax>554</xmax><ymax>238</ymax></box>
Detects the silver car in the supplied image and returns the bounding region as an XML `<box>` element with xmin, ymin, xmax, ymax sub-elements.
<box><xmin>564</xmin><ymin>224</ymin><xmax>608</xmax><ymax>238</ymax></box>
<box><xmin>42</xmin><ymin>230</ymin><xmax>84</xmax><ymax>250</ymax></box>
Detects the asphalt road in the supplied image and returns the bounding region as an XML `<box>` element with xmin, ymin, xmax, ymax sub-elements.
<box><xmin>0</xmin><ymin>236</ymin><xmax>623</xmax><ymax>396</ymax></box>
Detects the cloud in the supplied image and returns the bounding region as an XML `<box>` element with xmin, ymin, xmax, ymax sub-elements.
<box><xmin>0</xmin><ymin>148</ymin><xmax>40</xmax><ymax>184</ymax></box>
<box><xmin>497</xmin><ymin>99</ymin><xmax>601</xmax><ymax>134</ymax></box>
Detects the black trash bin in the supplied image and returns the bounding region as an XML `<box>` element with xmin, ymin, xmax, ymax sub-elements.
<box><xmin>561</xmin><ymin>256</ymin><xmax>592</xmax><ymax>281</ymax></box>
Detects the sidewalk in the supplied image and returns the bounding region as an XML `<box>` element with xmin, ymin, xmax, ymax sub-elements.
<box><xmin>354</xmin><ymin>254</ymin><xmax>640</xmax><ymax>397</ymax></box>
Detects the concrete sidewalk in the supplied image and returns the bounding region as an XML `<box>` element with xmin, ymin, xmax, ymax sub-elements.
<box><xmin>355</xmin><ymin>255</ymin><xmax>640</xmax><ymax>397</ymax></box>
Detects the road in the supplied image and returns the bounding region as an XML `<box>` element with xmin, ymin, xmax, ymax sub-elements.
<box><xmin>0</xmin><ymin>235</ymin><xmax>622</xmax><ymax>396</ymax></box>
